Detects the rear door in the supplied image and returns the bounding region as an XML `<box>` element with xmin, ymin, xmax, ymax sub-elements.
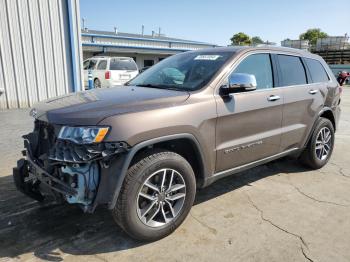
<box><xmin>215</xmin><ymin>53</ymin><xmax>283</xmax><ymax>172</ymax></box>
<box><xmin>277</xmin><ymin>55</ymin><xmax>327</xmax><ymax>151</ymax></box>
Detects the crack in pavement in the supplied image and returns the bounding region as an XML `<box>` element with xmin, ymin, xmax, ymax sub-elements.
<box><xmin>291</xmin><ymin>184</ymin><xmax>349</xmax><ymax>207</ymax></box>
<box><xmin>245</xmin><ymin>193</ymin><xmax>315</xmax><ymax>261</ymax></box>
<box><xmin>189</xmin><ymin>213</ymin><xmax>217</xmax><ymax>235</ymax></box>
<box><xmin>245</xmin><ymin>193</ymin><xmax>308</xmax><ymax>247</ymax></box>
<box><xmin>265</xmin><ymin>175</ymin><xmax>350</xmax><ymax>208</ymax></box>
<box><xmin>329</xmin><ymin>162</ymin><xmax>350</xmax><ymax>178</ymax></box>
<box><xmin>301</xmin><ymin>245</ymin><xmax>314</xmax><ymax>262</ymax></box>
<box><xmin>264</xmin><ymin>162</ymin><xmax>349</xmax><ymax>207</ymax></box>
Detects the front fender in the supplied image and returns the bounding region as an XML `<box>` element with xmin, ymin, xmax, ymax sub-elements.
<box><xmin>106</xmin><ymin>133</ymin><xmax>207</xmax><ymax>210</ymax></box>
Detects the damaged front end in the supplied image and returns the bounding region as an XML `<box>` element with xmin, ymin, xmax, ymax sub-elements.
<box><xmin>13</xmin><ymin>120</ymin><xmax>129</xmax><ymax>212</ymax></box>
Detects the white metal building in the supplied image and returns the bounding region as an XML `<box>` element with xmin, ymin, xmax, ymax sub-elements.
<box><xmin>0</xmin><ymin>0</ymin><xmax>82</xmax><ymax>109</ymax></box>
<box><xmin>281</xmin><ymin>39</ymin><xmax>310</xmax><ymax>51</ymax></box>
<box><xmin>81</xmin><ymin>29</ymin><xmax>217</xmax><ymax>69</ymax></box>
<box><xmin>0</xmin><ymin>0</ymin><xmax>216</xmax><ymax>109</ymax></box>
<box><xmin>316</xmin><ymin>36</ymin><xmax>350</xmax><ymax>51</ymax></box>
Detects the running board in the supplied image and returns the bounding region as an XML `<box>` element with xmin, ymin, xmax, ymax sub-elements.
<box><xmin>203</xmin><ymin>148</ymin><xmax>300</xmax><ymax>187</ymax></box>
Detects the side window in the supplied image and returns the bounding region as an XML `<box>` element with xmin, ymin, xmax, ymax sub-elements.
<box><xmin>305</xmin><ymin>58</ymin><xmax>329</xmax><ymax>83</ymax></box>
<box><xmin>88</xmin><ymin>60</ymin><xmax>97</xmax><ymax>70</ymax></box>
<box><xmin>277</xmin><ymin>55</ymin><xmax>307</xmax><ymax>86</ymax></box>
<box><xmin>144</xmin><ymin>60</ymin><xmax>155</xmax><ymax>67</ymax></box>
<box><xmin>233</xmin><ymin>54</ymin><xmax>273</xmax><ymax>89</ymax></box>
<box><xmin>83</xmin><ymin>60</ymin><xmax>90</xmax><ymax>70</ymax></box>
<box><xmin>97</xmin><ymin>60</ymin><xmax>107</xmax><ymax>70</ymax></box>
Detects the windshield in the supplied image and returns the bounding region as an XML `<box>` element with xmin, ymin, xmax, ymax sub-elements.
<box><xmin>128</xmin><ymin>51</ymin><xmax>233</xmax><ymax>91</ymax></box>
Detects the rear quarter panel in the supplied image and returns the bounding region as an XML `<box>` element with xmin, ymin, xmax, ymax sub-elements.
<box><xmin>321</xmin><ymin>60</ymin><xmax>341</xmax><ymax>129</ymax></box>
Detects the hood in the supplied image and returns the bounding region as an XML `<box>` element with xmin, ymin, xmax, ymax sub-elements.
<box><xmin>33</xmin><ymin>86</ymin><xmax>190</xmax><ymax>125</ymax></box>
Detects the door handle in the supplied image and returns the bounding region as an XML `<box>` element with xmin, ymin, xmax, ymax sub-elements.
<box><xmin>267</xmin><ymin>95</ymin><xmax>280</xmax><ymax>102</ymax></box>
<box><xmin>309</xmin><ymin>89</ymin><xmax>318</xmax><ymax>95</ymax></box>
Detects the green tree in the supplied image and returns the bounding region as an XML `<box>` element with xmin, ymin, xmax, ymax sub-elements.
<box><xmin>251</xmin><ymin>36</ymin><xmax>264</xmax><ymax>45</ymax></box>
<box><xmin>299</xmin><ymin>28</ymin><xmax>328</xmax><ymax>46</ymax></box>
<box><xmin>230</xmin><ymin>32</ymin><xmax>251</xmax><ymax>46</ymax></box>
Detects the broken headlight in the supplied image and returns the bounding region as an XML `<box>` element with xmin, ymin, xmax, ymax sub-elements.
<box><xmin>58</xmin><ymin>126</ymin><xmax>109</xmax><ymax>144</ymax></box>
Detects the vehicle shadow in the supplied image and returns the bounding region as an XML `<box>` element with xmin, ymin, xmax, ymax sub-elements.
<box><xmin>0</xmin><ymin>157</ymin><xmax>308</xmax><ymax>261</ymax></box>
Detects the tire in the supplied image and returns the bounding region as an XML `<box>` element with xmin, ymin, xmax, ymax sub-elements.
<box><xmin>94</xmin><ymin>78</ymin><xmax>101</xmax><ymax>88</ymax></box>
<box><xmin>299</xmin><ymin>118</ymin><xmax>335</xmax><ymax>169</ymax></box>
<box><xmin>112</xmin><ymin>150</ymin><xmax>196</xmax><ymax>241</ymax></box>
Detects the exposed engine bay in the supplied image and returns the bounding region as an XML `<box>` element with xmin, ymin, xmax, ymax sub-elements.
<box><xmin>61</xmin><ymin>163</ymin><xmax>99</xmax><ymax>205</ymax></box>
<box><xmin>13</xmin><ymin>120</ymin><xmax>129</xmax><ymax>212</ymax></box>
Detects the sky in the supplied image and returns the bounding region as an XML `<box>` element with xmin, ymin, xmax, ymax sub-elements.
<box><xmin>80</xmin><ymin>0</ymin><xmax>349</xmax><ymax>46</ymax></box>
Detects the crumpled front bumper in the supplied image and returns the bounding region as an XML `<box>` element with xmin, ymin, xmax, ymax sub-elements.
<box><xmin>13</xmin><ymin>126</ymin><xmax>130</xmax><ymax>212</ymax></box>
<box><xmin>13</xmin><ymin>158</ymin><xmax>44</xmax><ymax>202</ymax></box>
<box><xmin>13</xmin><ymin>153</ymin><xmax>78</xmax><ymax>203</ymax></box>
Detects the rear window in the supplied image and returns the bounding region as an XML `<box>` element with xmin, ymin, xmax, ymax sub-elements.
<box><xmin>305</xmin><ymin>58</ymin><xmax>329</xmax><ymax>83</ymax></box>
<box><xmin>110</xmin><ymin>59</ymin><xmax>138</xmax><ymax>71</ymax></box>
<box><xmin>277</xmin><ymin>55</ymin><xmax>307</xmax><ymax>86</ymax></box>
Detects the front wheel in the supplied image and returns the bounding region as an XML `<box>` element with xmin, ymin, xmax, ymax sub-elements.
<box><xmin>112</xmin><ymin>151</ymin><xmax>196</xmax><ymax>241</ymax></box>
<box><xmin>300</xmin><ymin>118</ymin><xmax>335</xmax><ymax>169</ymax></box>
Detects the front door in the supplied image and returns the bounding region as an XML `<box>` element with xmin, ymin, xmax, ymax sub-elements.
<box><xmin>215</xmin><ymin>53</ymin><xmax>283</xmax><ymax>172</ymax></box>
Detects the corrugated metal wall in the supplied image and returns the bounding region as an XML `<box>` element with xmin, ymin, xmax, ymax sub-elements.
<box><xmin>0</xmin><ymin>0</ymin><xmax>82</xmax><ymax>109</ymax></box>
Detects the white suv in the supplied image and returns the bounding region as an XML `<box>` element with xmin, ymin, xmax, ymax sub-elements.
<box><xmin>83</xmin><ymin>56</ymin><xmax>139</xmax><ymax>88</ymax></box>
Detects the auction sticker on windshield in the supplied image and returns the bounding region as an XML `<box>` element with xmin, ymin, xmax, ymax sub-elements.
<box><xmin>194</xmin><ymin>55</ymin><xmax>221</xmax><ymax>60</ymax></box>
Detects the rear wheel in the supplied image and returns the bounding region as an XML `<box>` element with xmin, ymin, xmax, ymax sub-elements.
<box><xmin>94</xmin><ymin>78</ymin><xmax>101</xmax><ymax>88</ymax></box>
<box><xmin>112</xmin><ymin>150</ymin><xmax>196</xmax><ymax>241</ymax></box>
<box><xmin>300</xmin><ymin>118</ymin><xmax>335</xmax><ymax>169</ymax></box>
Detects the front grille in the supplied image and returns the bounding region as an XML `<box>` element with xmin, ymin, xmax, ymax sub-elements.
<box><xmin>49</xmin><ymin>140</ymin><xmax>104</xmax><ymax>163</ymax></box>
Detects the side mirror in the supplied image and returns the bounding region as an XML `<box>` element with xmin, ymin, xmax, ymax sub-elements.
<box><xmin>220</xmin><ymin>73</ymin><xmax>257</xmax><ymax>96</ymax></box>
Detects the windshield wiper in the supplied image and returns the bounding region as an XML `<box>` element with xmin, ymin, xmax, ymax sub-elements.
<box><xmin>135</xmin><ymin>83</ymin><xmax>189</xmax><ymax>92</ymax></box>
<box><xmin>135</xmin><ymin>84</ymin><xmax>164</xmax><ymax>89</ymax></box>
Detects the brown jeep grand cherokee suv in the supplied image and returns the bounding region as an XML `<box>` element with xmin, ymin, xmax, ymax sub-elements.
<box><xmin>13</xmin><ymin>47</ymin><xmax>341</xmax><ymax>241</ymax></box>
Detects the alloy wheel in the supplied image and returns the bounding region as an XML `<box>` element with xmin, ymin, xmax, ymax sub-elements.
<box><xmin>315</xmin><ymin>127</ymin><xmax>332</xmax><ymax>161</ymax></box>
<box><xmin>136</xmin><ymin>168</ymin><xmax>186</xmax><ymax>228</ymax></box>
